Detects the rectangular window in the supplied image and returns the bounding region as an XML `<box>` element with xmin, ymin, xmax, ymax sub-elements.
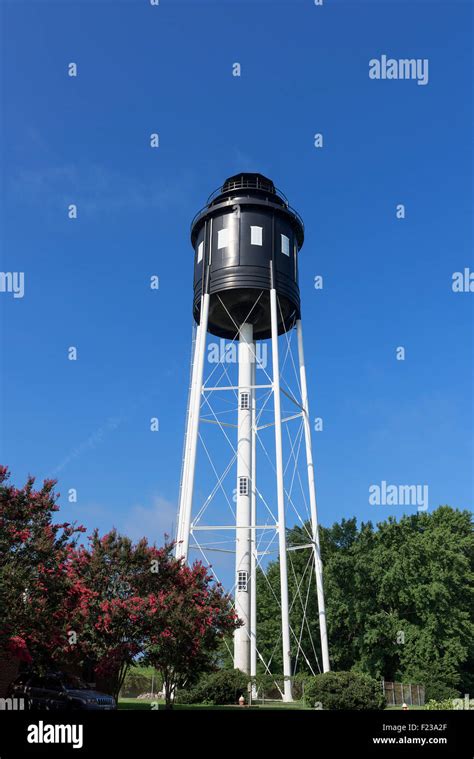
<box><xmin>217</xmin><ymin>228</ymin><xmax>229</xmax><ymax>249</ymax></box>
<box><xmin>250</xmin><ymin>225</ymin><xmax>263</xmax><ymax>246</ymax></box>
<box><xmin>281</xmin><ymin>234</ymin><xmax>290</xmax><ymax>256</ymax></box>
<box><xmin>197</xmin><ymin>241</ymin><xmax>204</xmax><ymax>263</ymax></box>
<box><xmin>238</xmin><ymin>477</ymin><xmax>249</xmax><ymax>496</ymax></box>
<box><xmin>237</xmin><ymin>571</ymin><xmax>248</xmax><ymax>592</ymax></box>
<box><xmin>240</xmin><ymin>392</ymin><xmax>250</xmax><ymax>410</ymax></box>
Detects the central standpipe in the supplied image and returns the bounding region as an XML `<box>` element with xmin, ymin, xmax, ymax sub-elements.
<box><xmin>234</xmin><ymin>322</ymin><xmax>254</xmax><ymax>673</ymax></box>
<box><xmin>250</xmin><ymin>356</ymin><xmax>258</xmax><ymax>694</ymax></box>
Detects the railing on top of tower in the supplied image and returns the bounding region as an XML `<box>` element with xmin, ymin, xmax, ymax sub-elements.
<box><xmin>190</xmin><ymin>175</ymin><xmax>305</xmax><ymax>237</ymax></box>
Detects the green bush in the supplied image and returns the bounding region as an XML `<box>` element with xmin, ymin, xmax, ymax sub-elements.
<box><xmin>174</xmin><ymin>685</ymin><xmax>203</xmax><ymax>705</ymax></box>
<box><xmin>176</xmin><ymin>668</ymin><xmax>249</xmax><ymax>705</ymax></box>
<box><xmin>425</xmin><ymin>699</ymin><xmax>457</xmax><ymax>710</ymax></box>
<box><xmin>423</xmin><ymin>681</ymin><xmax>460</xmax><ymax>702</ymax></box>
<box><xmin>405</xmin><ymin>662</ymin><xmax>461</xmax><ymax>702</ymax></box>
<box><xmin>304</xmin><ymin>671</ymin><xmax>385</xmax><ymax>710</ymax></box>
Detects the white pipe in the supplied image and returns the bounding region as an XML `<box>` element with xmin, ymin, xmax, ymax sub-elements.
<box><xmin>296</xmin><ymin>319</ymin><xmax>330</xmax><ymax>672</ymax></box>
<box><xmin>234</xmin><ymin>322</ymin><xmax>253</xmax><ymax>674</ymax></box>
<box><xmin>270</xmin><ymin>289</ymin><xmax>293</xmax><ymax>702</ymax></box>
<box><xmin>175</xmin><ymin>293</ymin><xmax>210</xmax><ymax>562</ymax></box>
<box><xmin>250</xmin><ymin>354</ymin><xmax>257</xmax><ymax>695</ymax></box>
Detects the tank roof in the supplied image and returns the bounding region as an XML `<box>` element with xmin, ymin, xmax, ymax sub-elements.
<box><xmin>221</xmin><ymin>173</ymin><xmax>276</xmax><ymax>195</ymax></box>
<box><xmin>190</xmin><ymin>172</ymin><xmax>304</xmax><ymax>248</ymax></box>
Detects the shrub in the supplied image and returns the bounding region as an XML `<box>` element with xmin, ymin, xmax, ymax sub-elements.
<box><xmin>425</xmin><ymin>699</ymin><xmax>457</xmax><ymax>710</ymax></box>
<box><xmin>304</xmin><ymin>671</ymin><xmax>385</xmax><ymax>710</ymax></box>
<box><xmin>174</xmin><ymin>685</ymin><xmax>203</xmax><ymax>704</ymax></box>
<box><xmin>176</xmin><ymin>668</ymin><xmax>249</xmax><ymax>705</ymax></box>
<box><xmin>424</xmin><ymin>681</ymin><xmax>460</xmax><ymax>702</ymax></box>
<box><xmin>202</xmin><ymin>668</ymin><xmax>249</xmax><ymax>705</ymax></box>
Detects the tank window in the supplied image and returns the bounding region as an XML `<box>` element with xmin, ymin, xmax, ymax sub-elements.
<box><xmin>281</xmin><ymin>234</ymin><xmax>290</xmax><ymax>256</ymax></box>
<box><xmin>240</xmin><ymin>392</ymin><xmax>250</xmax><ymax>410</ymax></box>
<box><xmin>197</xmin><ymin>241</ymin><xmax>203</xmax><ymax>263</ymax></box>
<box><xmin>237</xmin><ymin>571</ymin><xmax>248</xmax><ymax>592</ymax></box>
<box><xmin>238</xmin><ymin>476</ymin><xmax>249</xmax><ymax>496</ymax></box>
<box><xmin>217</xmin><ymin>228</ymin><xmax>229</xmax><ymax>249</ymax></box>
<box><xmin>250</xmin><ymin>225</ymin><xmax>263</xmax><ymax>246</ymax></box>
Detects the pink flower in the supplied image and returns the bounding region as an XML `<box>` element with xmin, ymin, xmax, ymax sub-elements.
<box><xmin>7</xmin><ymin>636</ymin><xmax>33</xmax><ymax>663</ymax></box>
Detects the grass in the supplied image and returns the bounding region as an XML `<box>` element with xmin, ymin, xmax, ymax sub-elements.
<box><xmin>118</xmin><ymin>698</ymin><xmax>160</xmax><ymax>710</ymax></box>
<box><xmin>118</xmin><ymin>697</ymin><xmax>308</xmax><ymax>710</ymax></box>
<box><xmin>118</xmin><ymin>698</ymin><xmax>428</xmax><ymax>711</ymax></box>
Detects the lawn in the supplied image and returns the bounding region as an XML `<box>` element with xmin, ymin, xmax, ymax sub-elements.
<box><xmin>118</xmin><ymin>698</ymin><xmax>428</xmax><ymax>711</ymax></box>
<box><xmin>118</xmin><ymin>698</ymin><xmax>308</xmax><ymax>710</ymax></box>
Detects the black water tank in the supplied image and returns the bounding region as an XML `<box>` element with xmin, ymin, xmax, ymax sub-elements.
<box><xmin>191</xmin><ymin>173</ymin><xmax>304</xmax><ymax>340</ymax></box>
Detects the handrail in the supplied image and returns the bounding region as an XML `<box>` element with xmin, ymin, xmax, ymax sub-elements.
<box><xmin>190</xmin><ymin>186</ymin><xmax>304</xmax><ymax>236</ymax></box>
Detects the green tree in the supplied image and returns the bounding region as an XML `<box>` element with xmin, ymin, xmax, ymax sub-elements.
<box><xmin>257</xmin><ymin>507</ymin><xmax>473</xmax><ymax>697</ymax></box>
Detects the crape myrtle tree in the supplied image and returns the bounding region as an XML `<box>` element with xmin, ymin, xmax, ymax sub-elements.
<box><xmin>66</xmin><ymin>529</ymin><xmax>173</xmax><ymax>699</ymax></box>
<box><xmin>0</xmin><ymin>467</ymin><xmax>240</xmax><ymax>703</ymax></box>
<box><xmin>0</xmin><ymin>466</ymin><xmax>87</xmax><ymax>666</ymax></box>
<box><xmin>142</xmin><ymin>562</ymin><xmax>241</xmax><ymax>708</ymax></box>
<box><xmin>256</xmin><ymin>507</ymin><xmax>473</xmax><ymax>699</ymax></box>
<box><xmin>67</xmin><ymin>532</ymin><xmax>240</xmax><ymax>703</ymax></box>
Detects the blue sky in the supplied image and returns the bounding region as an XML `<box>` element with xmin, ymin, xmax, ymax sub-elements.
<box><xmin>0</xmin><ymin>0</ymin><xmax>472</xmax><ymax>558</ymax></box>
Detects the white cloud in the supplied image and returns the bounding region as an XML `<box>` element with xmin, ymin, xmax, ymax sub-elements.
<box><xmin>120</xmin><ymin>493</ymin><xmax>177</xmax><ymax>546</ymax></box>
<box><xmin>11</xmin><ymin>162</ymin><xmax>195</xmax><ymax>216</ymax></box>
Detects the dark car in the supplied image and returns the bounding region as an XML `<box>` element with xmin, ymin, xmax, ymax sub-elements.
<box><xmin>7</xmin><ymin>671</ymin><xmax>116</xmax><ymax>711</ymax></box>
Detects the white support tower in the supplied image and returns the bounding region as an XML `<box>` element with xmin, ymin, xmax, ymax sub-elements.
<box><xmin>175</xmin><ymin>173</ymin><xmax>331</xmax><ymax>701</ymax></box>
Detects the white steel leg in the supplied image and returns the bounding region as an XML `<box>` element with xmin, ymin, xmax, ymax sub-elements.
<box><xmin>175</xmin><ymin>293</ymin><xmax>210</xmax><ymax>562</ymax></box>
<box><xmin>270</xmin><ymin>289</ymin><xmax>293</xmax><ymax>702</ymax></box>
<box><xmin>176</xmin><ymin>323</ymin><xmax>201</xmax><ymax>554</ymax></box>
<box><xmin>296</xmin><ymin>319</ymin><xmax>330</xmax><ymax>672</ymax></box>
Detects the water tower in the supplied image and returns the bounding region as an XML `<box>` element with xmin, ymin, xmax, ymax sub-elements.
<box><xmin>175</xmin><ymin>173</ymin><xmax>330</xmax><ymax>701</ymax></box>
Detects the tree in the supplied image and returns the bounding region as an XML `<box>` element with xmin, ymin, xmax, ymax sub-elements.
<box><xmin>67</xmin><ymin>532</ymin><xmax>240</xmax><ymax>704</ymax></box>
<box><xmin>143</xmin><ymin>562</ymin><xmax>240</xmax><ymax>708</ymax></box>
<box><xmin>257</xmin><ymin>507</ymin><xmax>473</xmax><ymax>696</ymax></box>
<box><xmin>255</xmin><ymin>517</ymin><xmax>361</xmax><ymax>675</ymax></box>
<box><xmin>66</xmin><ymin>530</ymin><xmax>173</xmax><ymax>698</ymax></box>
<box><xmin>1</xmin><ymin>469</ymin><xmax>240</xmax><ymax>706</ymax></box>
<box><xmin>0</xmin><ymin>466</ymin><xmax>86</xmax><ymax>666</ymax></box>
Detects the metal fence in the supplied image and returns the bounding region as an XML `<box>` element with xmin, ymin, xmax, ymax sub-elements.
<box><xmin>382</xmin><ymin>680</ymin><xmax>425</xmax><ymax>706</ymax></box>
